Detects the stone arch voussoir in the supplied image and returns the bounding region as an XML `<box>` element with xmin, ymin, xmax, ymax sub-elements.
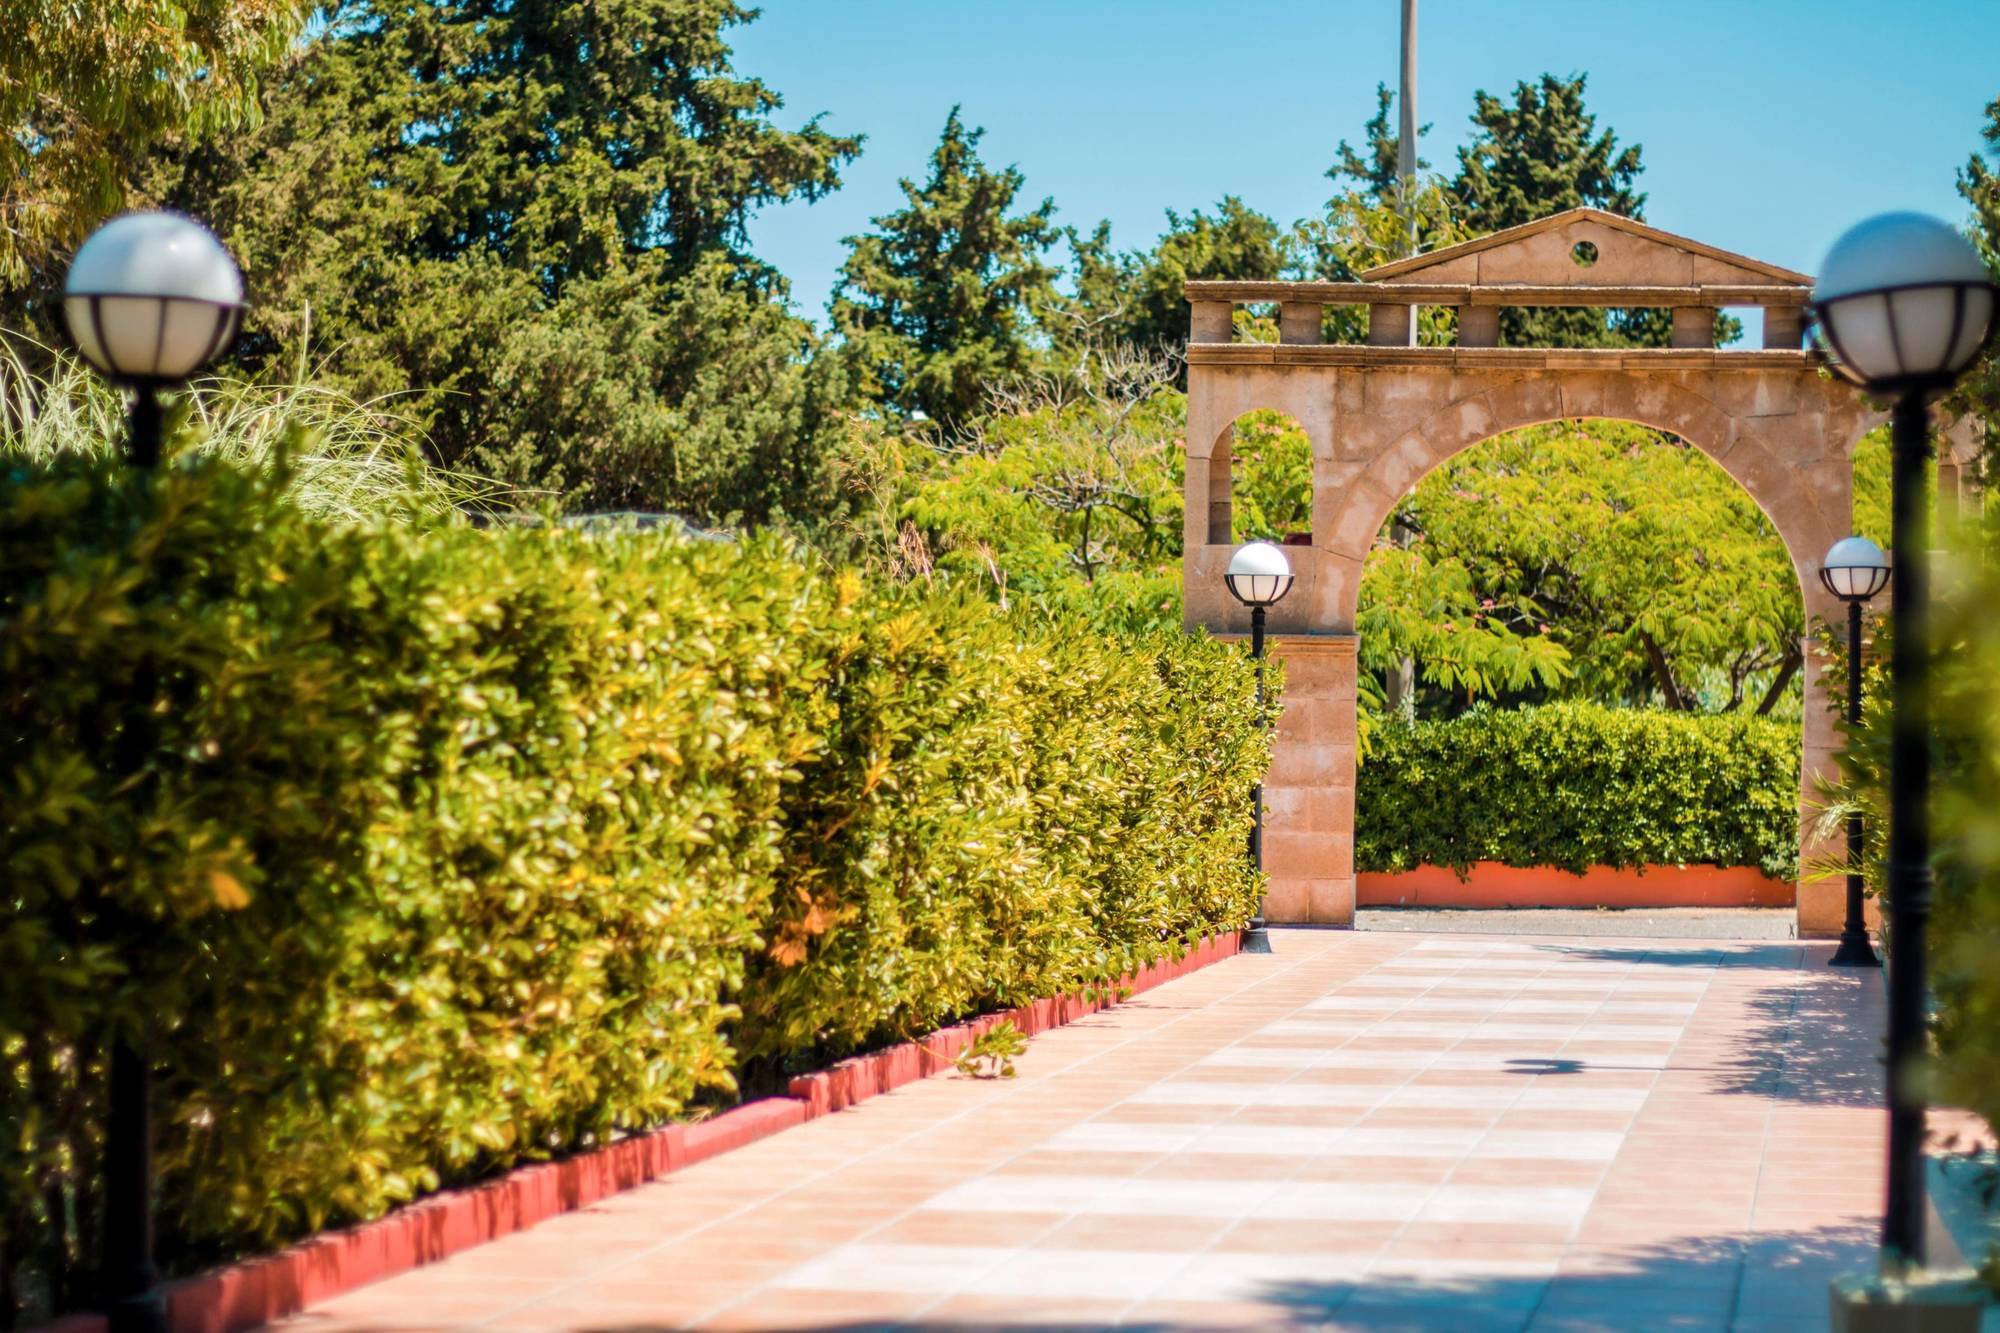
<box><xmin>1329</xmin><ymin>373</ymin><xmax>1826</xmax><ymax>625</ymax></box>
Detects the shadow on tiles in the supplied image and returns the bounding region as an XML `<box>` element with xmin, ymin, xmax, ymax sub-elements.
<box><xmin>1517</xmin><ymin>941</ymin><xmax>1882</xmax><ymax>1110</ymax></box>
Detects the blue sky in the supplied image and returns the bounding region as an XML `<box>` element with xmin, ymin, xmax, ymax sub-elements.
<box><xmin>735</xmin><ymin>0</ymin><xmax>2000</xmax><ymax>334</ymax></box>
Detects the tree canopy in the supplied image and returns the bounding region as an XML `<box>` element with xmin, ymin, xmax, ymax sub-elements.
<box><xmin>1063</xmin><ymin>198</ymin><xmax>1289</xmax><ymax>353</ymax></box>
<box><xmin>1452</xmin><ymin>74</ymin><xmax>1645</xmax><ymax>234</ymax></box>
<box><xmin>0</xmin><ymin>0</ymin><xmax>305</xmax><ymax>305</ymax></box>
<box><xmin>831</xmin><ymin>109</ymin><xmax>1058</xmax><ymax>431</ymax></box>
<box><xmin>1328</xmin><ymin>82</ymin><xmax>1431</xmax><ymax>199</ymax></box>
<box><xmin>1362</xmin><ymin>420</ymin><xmax>1804</xmax><ymax>716</ymax></box>
<box><xmin>148</xmin><ymin>0</ymin><xmax>858</xmax><ymax>520</ymax></box>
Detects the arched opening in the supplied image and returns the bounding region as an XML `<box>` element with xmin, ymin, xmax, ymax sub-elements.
<box><xmin>1350</xmin><ymin>417</ymin><xmax>1812</xmax><ymax>921</ymax></box>
<box><xmin>1199</xmin><ymin>406</ymin><xmax>1318</xmax><ymax>552</ymax></box>
<box><xmin>1358</xmin><ymin>419</ymin><xmax>1805</xmax><ymax>717</ymax></box>
<box><xmin>1219</xmin><ymin>409</ymin><xmax>1313</xmax><ymax>545</ymax></box>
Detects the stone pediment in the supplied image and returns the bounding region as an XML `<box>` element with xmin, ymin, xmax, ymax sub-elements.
<box><xmin>1360</xmin><ymin>207</ymin><xmax>1811</xmax><ymax>289</ymax></box>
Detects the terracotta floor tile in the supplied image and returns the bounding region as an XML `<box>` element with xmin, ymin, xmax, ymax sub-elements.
<box><xmin>1033</xmin><ymin>1211</ymin><xmax>1232</xmax><ymax>1251</ymax></box>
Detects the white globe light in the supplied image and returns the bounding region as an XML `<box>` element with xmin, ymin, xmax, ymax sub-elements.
<box><xmin>1224</xmin><ymin>540</ymin><xmax>1296</xmax><ymax>608</ymax></box>
<box><xmin>1819</xmin><ymin>535</ymin><xmax>1891</xmax><ymax>603</ymax></box>
<box><xmin>1811</xmin><ymin>212</ymin><xmax>1997</xmax><ymax>393</ymax></box>
<box><xmin>63</xmin><ymin>211</ymin><xmax>244</xmax><ymax>382</ymax></box>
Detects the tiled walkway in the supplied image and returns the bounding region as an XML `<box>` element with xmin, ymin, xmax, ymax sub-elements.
<box><xmin>280</xmin><ymin>929</ymin><xmax>1886</xmax><ymax>1331</ymax></box>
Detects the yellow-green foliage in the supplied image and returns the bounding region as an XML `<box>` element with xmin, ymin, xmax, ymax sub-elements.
<box><xmin>1358</xmin><ymin>703</ymin><xmax>1801</xmax><ymax>879</ymax></box>
<box><xmin>1</xmin><ymin>455</ymin><xmax>1269</xmax><ymax>1302</ymax></box>
<box><xmin>1830</xmin><ymin>537</ymin><xmax>2000</xmax><ymax>1167</ymax></box>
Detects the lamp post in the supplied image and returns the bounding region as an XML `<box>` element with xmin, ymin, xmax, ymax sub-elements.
<box><xmin>1811</xmin><ymin>212</ymin><xmax>1998</xmax><ymax>1273</ymax></box>
<box><xmin>63</xmin><ymin>211</ymin><xmax>244</xmax><ymax>467</ymax></box>
<box><xmin>1819</xmin><ymin>536</ymin><xmax>1891</xmax><ymax>969</ymax></box>
<box><xmin>61</xmin><ymin>211</ymin><xmax>243</xmax><ymax>1333</ymax></box>
<box><xmin>1224</xmin><ymin>541</ymin><xmax>1296</xmax><ymax>954</ymax></box>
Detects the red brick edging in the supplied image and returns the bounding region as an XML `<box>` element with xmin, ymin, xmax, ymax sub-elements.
<box><xmin>42</xmin><ymin>932</ymin><xmax>1241</xmax><ymax>1333</ymax></box>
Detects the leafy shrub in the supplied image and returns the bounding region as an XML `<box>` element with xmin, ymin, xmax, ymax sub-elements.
<box><xmin>1824</xmin><ymin>541</ymin><xmax>2000</xmax><ymax>1173</ymax></box>
<box><xmin>0</xmin><ymin>452</ymin><xmax>1268</xmax><ymax>1313</ymax></box>
<box><xmin>1357</xmin><ymin>703</ymin><xmax>1800</xmax><ymax>878</ymax></box>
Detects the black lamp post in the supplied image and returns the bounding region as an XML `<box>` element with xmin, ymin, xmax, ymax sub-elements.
<box><xmin>1224</xmin><ymin>540</ymin><xmax>1296</xmax><ymax>954</ymax></box>
<box><xmin>1820</xmin><ymin>535</ymin><xmax>1891</xmax><ymax>969</ymax></box>
<box><xmin>1811</xmin><ymin>211</ymin><xmax>1998</xmax><ymax>1274</ymax></box>
<box><xmin>61</xmin><ymin>211</ymin><xmax>244</xmax><ymax>1332</ymax></box>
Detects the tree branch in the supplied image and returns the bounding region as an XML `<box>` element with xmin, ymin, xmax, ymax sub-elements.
<box><xmin>1753</xmin><ymin>645</ymin><xmax>1803</xmax><ymax>716</ymax></box>
<box><xmin>1638</xmin><ymin>629</ymin><xmax>1690</xmax><ymax>711</ymax></box>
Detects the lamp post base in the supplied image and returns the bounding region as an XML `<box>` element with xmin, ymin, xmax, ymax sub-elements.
<box><xmin>1240</xmin><ymin>920</ymin><xmax>1274</xmax><ymax>954</ymax></box>
<box><xmin>1829</xmin><ymin>932</ymin><xmax>1881</xmax><ymax>968</ymax></box>
<box><xmin>101</xmin><ymin>1040</ymin><xmax>167</xmax><ymax>1333</ymax></box>
<box><xmin>104</xmin><ymin>1292</ymin><xmax>170</xmax><ymax>1333</ymax></box>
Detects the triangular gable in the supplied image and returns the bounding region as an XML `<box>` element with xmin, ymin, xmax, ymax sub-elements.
<box><xmin>1360</xmin><ymin>207</ymin><xmax>1812</xmax><ymax>288</ymax></box>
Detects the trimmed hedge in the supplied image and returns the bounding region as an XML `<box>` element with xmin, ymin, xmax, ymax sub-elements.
<box><xmin>0</xmin><ymin>455</ymin><xmax>1270</xmax><ymax>1309</ymax></box>
<box><xmin>1356</xmin><ymin>703</ymin><xmax>1801</xmax><ymax>880</ymax></box>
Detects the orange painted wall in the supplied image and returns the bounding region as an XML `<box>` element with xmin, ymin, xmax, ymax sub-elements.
<box><xmin>1356</xmin><ymin>862</ymin><xmax>1795</xmax><ymax>909</ymax></box>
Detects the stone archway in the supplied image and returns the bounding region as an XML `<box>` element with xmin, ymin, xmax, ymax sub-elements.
<box><xmin>1181</xmin><ymin>207</ymin><xmax>1887</xmax><ymax>935</ymax></box>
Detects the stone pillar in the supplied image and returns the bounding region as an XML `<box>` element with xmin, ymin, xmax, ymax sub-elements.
<box><xmin>1367</xmin><ymin>303</ymin><xmax>1413</xmax><ymax>347</ymax></box>
<box><xmin>1763</xmin><ymin>305</ymin><xmax>1805</xmax><ymax>350</ymax></box>
<box><xmin>1457</xmin><ymin>305</ymin><xmax>1499</xmax><ymax>347</ymax></box>
<box><xmin>1261</xmin><ymin>635</ymin><xmax>1359</xmax><ymax>925</ymax></box>
<box><xmin>1280</xmin><ymin>302</ymin><xmax>1323</xmax><ymax>345</ymax></box>
<box><xmin>1671</xmin><ymin>306</ymin><xmax>1714</xmax><ymax>349</ymax></box>
<box><xmin>1190</xmin><ymin>301</ymin><xmax>1233</xmax><ymax>345</ymax></box>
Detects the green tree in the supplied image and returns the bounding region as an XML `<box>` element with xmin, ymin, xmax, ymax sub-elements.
<box><xmin>149</xmin><ymin>0</ymin><xmax>857</xmax><ymax>519</ymax></box>
<box><xmin>1328</xmin><ymin>82</ymin><xmax>1430</xmax><ymax>199</ymax></box>
<box><xmin>1229</xmin><ymin>411</ymin><xmax>1314</xmax><ymax>544</ymax></box>
<box><xmin>1057</xmin><ymin>197</ymin><xmax>1287</xmax><ymax>353</ymax></box>
<box><xmin>1453</xmin><ymin>74</ymin><xmax>1644</xmax><ymax>235</ymax></box>
<box><xmin>0</xmin><ymin>0</ymin><xmax>305</xmax><ymax>306</ymax></box>
<box><xmin>1960</xmin><ymin>95</ymin><xmax>2000</xmax><ymax>266</ymax></box>
<box><xmin>834</xmin><ymin>343</ymin><xmax>1186</xmax><ymax>631</ymax></box>
<box><xmin>1953</xmin><ymin>95</ymin><xmax>2000</xmax><ymax>463</ymax></box>
<box><xmin>1361</xmin><ymin>420</ymin><xmax>1804</xmax><ymax>715</ymax></box>
<box><xmin>831</xmin><ymin>109</ymin><xmax>1059</xmax><ymax>431</ymax></box>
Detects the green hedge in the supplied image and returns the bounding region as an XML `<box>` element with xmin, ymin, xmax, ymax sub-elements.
<box><xmin>1356</xmin><ymin>703</ymin><xmax>1801</xmax><ymax>879</ymax></box>
<box><xmin>0</xmin><ymin>455</ymin><xmax>1270</xmax><ymax>1310</ymax></box>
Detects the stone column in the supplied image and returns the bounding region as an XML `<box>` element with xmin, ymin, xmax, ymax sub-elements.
<box><xmin>1189</xmin><ymin>301</ymin><xmax>1233</xmax><ymax>345</ymax></box>
<box><xmin>1796</xmin><ymin>577</ymin><xmax>1852</xmax><ymax>937</ymax></box>
<box><xmin>1457</xmin><ymin>305</ymin><xmax>1500</xmax><ymax>348</ymax></box>
<box><xmin>1763</xmin><ymin>305</ymin><xmax>1805</xmax><ymax>350</ymax></box>
<box><xmin>1207</xmin><ymin>432</ymin><xmax>1232</xmax><ymax>543</ymax></box>
<box><xmin>1260</xmin><ymin>635</ymin><xmax>1359</xmax><ymax>925</ymax></box>
<box><xmin>1671</xmin><ymin>306</ymin><xmax>1714</xmax><ymax>349</ymax></box>
<box><xmin>1280</xmin><ymin>302</ymin><xmax>1323</xmax><ymax>346</ymax></box>
<box><xmin>1367</xmin><ymin>303</ymin><xmax>1413</xmax><ymax>347</ymax></box>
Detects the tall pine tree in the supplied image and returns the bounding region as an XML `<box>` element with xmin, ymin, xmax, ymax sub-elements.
<box><xmin>831</xmin><ymin>109</ymin><xmax>1058</xmax><ymax>430</ymax></box>
<box><xmin>1453</xmin><ymin>74</ymin><xmax>1645</xmax><ymax>234</ymax></box>
<box><xmin>151</xmin><ymin>0</ymin><xmax>859</xmax><ymax>520</ymax></box>
<box><xmin>1328</xmin><ymin>82</ymin><xmax>1430</xmax><ymax>200</ymax></box>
